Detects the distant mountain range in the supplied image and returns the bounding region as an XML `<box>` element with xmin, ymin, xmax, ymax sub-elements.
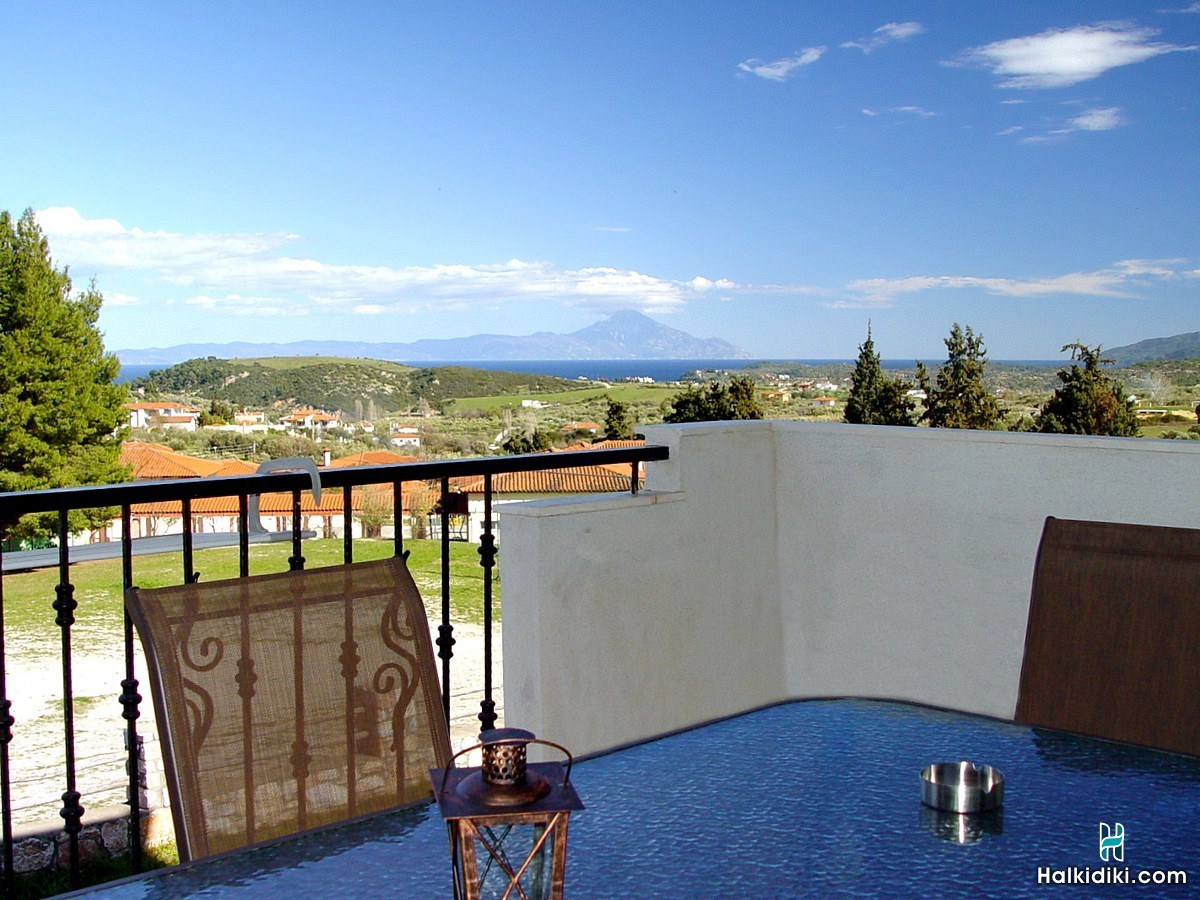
<box><xmin>1105</xmin><ymin>332</ymin><xmax>1200</xmax><ymax>365</ymax></box>
<box><xmin>117</xmin><ymin>310</ymin><xmax>749</xmax><ymax>366</ymax></box>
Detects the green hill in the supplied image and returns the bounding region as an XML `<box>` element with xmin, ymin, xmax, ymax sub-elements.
<box><xmin>131</xmin><ymin>356</ymin><xmax>579</xmax><ymax>417</ymax></box>
<box><xmin>1106</xmin><ymin>332</ymin><xmax>1200</xmax><ymax>364</ymax></box>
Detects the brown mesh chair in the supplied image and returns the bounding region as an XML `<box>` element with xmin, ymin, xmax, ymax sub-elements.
<box><xmin>1015</xmin><ymin>516</ymin><xmax>1200</xmax><ymax>757</ymax></box>
<box><xmin>126</xmin><ymin>556</ymin><xmax>451</xmax><ymax>860</ymax></box>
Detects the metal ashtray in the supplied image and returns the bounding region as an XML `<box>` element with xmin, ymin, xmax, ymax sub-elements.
<box><xmin>920</xmin><ymin>761</ymin><xmax>1004</xmax><ymax>813</ymax></box>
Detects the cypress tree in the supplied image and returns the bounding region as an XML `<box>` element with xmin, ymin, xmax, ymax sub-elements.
<box><xmin>917</xmin><ymin>323</ymin><xmax>1001</xmax><ymax>430</ymax></box>
<box><xmin>845</xmin><ymin>324</ymin><xmax>915</xmax><ymax>426</ymax></box>
<box><xmin>1035</xmin><ymin>343</ymin><xmax>1139</xmax><ymax>436</ymax></box>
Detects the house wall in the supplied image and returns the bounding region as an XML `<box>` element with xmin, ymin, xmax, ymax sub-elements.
<box><xmin>500</xmin><ymin>422</ymin><xmax>786</xmax><ymax>757</ymax></box>
<box><xmin>500</xmin><ymin>421</ymin><xmax>1200</xmax><ymax>757</ymax></box>
<box><xmin>772</xmin><ymin>423</ymin><xmax>1200</xmax><ymax>719</ymax></box>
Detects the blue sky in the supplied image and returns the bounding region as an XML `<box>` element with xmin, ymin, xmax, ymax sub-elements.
<box><xmin>4</xmin><ymin>2</ymin><xmax>1198</xmax><ymax>359</ymax></box>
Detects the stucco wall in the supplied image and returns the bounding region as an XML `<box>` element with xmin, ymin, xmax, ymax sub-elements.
<box><xmin>773</xmin><ymin>423</ymin><xmax>1200</xmax><ymax>719</ymax></box>
<box><xmin>500</xmin><ymin>422</ymin><xmax>786</xmax><ymax>757</ymax></box>
<box><xmin>501</xmin><ymin>421</ymin><xmax>1200</xmax><ymax>755</ymax></box>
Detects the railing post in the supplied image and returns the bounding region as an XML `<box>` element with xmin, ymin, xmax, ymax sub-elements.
<box><xmin>54</xmin><ymin>511</ymin><xmax>83</xmax><ymax>889</ymax></box>
<box><xmin>238</xmin><ymin>494</ymin><xmax>250</xmax><ymax>578</ymax></box>
<box><xmin>478</xmin><ymin>474</ymin><xmax>498</xmax><ymax>732</ymax></box>
<box><xmin>0</xmin><ymin>541</ymin><xmax>13</xmax><ymax>895</ymax></box>
<box><xmin>182</xmin><ymin>497</ymin><xmax>198</xmax><ymax>583</ymax></box>
<box><xmin>289</xmin><ymin>490</ymin><xmax>305</xmax><ymax>571</ymax></box>
<box><xmin>436</xmin><ymin>478</ymin><xmax>455</xmax><ymax>726</ymax></box>
<box><xmin>343</xmin><ymin>486</ymin><xmax>354</xmax><ymax>564</ymax></box>
<box><xmin>392</xmin><ymin>480</ymin><xmax>406</xmax><ymax>560</ymax></box>
<box><xmin>120</xmin><ymin>505</ymin><xmax>143</xmax><ymax>873</ymax></box>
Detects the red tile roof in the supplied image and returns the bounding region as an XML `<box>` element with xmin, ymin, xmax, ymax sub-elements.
<box><xmin>121</xmin><ymin>442</ymin><xmax>227</xmax><ymax>479</ymax></box>
<box><xmin>325</xmin><ymin>451</ymin><xmax>420</xmax><ymax>468</ymax></box>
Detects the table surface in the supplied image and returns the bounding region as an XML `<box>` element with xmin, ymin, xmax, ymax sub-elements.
<box><xmin>79</xmin><ymin>699</ymin><xmax>1200</xmax><ymax>898</ymax></box>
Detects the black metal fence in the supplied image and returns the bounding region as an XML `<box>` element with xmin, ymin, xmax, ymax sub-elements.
<box><xmin>0</xmin><ymin>445</ymin><xmax>667</xmax><ymax>892</ymax></box>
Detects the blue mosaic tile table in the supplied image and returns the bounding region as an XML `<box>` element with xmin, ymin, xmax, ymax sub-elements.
<box><xmin>78</xmin><ymin>699</ymin><xmax>1199</xmax><ymax>897</ymax></box>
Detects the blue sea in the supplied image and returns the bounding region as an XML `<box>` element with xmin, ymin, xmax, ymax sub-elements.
<box><xmin>118</xmin><ymin>357</ymin><xmax>1059</xmax><ymax>384</ymax></box>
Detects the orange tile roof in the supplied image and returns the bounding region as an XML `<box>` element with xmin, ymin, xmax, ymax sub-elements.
<box><xmin>124</xmin><ymin>401</ymin><xmax>200</xmax><ymax>412</ymax></box>
<box><xmin>556</xmin><ymin>439</ymin><xmax>645</xmax><ymax>452</ymax></box>
<box><xmin>325</xmin><ymin>451</ymin><xmax>421</xmax><ymax>468</ymax></box>
<box><xmin>121</xmin><ymin>442</ymin><xmax>227</xmax><ymax>479</ymax></box>
<box><xmin>212</xmin><ymin>459</ymin><xmax>259</xmax><ymax>477</ymax></box>
<box><xmin>128</xmin><ymin>482</ymin><xmax>422</xmax><ymax>518</ymax></box>
<box><xmin>453</xmin><ymin>466</ymin><xmax>639</xmax><ymax>495</ymax></box>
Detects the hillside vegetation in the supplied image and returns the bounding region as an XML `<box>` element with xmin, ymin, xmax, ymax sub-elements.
<box><xmin>132</xmin><ymin>357</ymin><xmax>580</xmax><ymax>416</ymax></box>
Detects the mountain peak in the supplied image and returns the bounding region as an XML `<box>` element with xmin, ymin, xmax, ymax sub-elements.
<box><xmin>567</xmin><ymin>310</ymin><xmax>746</xmax><ymax>358</ymax></box>
<box><xmin>117</xmin><ymin>311</ymin><xmax>748</xmax><ymax>366</ymax></box>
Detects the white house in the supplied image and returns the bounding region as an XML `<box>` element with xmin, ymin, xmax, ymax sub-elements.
<box><xmin>282</xmin><ymin>408</ymin><xmax>340</xmax><ymax>433</ymax></box>
<box><xmin>124</xmin><ymin>402</ymin><xmax>201</xmax><ymax>432</ymax></box>
<box><xmin>391</xmin><ymin>425</ymin><xmax>422</xmax><ymax>448</ymax></box>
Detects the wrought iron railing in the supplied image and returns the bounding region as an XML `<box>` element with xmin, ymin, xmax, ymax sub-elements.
<box><xmin>0</xmin><ymin>444</ymin><xmax>667</xmax><ymax>892</ymax></box>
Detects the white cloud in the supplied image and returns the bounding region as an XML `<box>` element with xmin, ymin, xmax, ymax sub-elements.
<box><xmin>834</xmin><ymin>259</ymin><xmax>1189</xmax><ymax>307</ymax></box>
<box><xmin>186</xmin><ymin>294</ymin><xmax>299</xmax><ymax>316</ymax></box>
<box><xmin>892</xmin><ymin>106</ymin><xmax>936</xmax><ymax>118</ymax></box>
<box><xmin>688</xmin><ymin>276</ymin><xmax>737</xmax><ymax>292</ymax></box>
<box><xmin>841</xmin><ymin>21</ymin><xmax>925</xmax><ymax>54</ymax></box>
<box><xmin>1065</xmin><ymin>106</ymin><xmax>1124</xmax><ymax>131</ymax></box>
<box><xmin>862</xmin><ymin>106</ymin><xmax>936</xmax><ymax>121</ymax></box>
<box><xmin>36</xmin><ymin>206</ymin><xmax>295</xmax><ymax>270</ymax></box>
<box><xmin>595</xmin><ymin>225</ymin><xmax>631</xmax><ymax>233</ymax></box>
<box><xmin>1012</xmin><ymin>106</ymin><xmax>1126</xmax><ymax>142</ymax></box>
<box><xmin>37</xmin><ymin>207</ymin><xmax>786</xmax><ymax>320</ymax></box>
<box><xmin>958</xmin><ymin>23</ymin><xmax>1195</xmax><ymax>89</ymax></box>
<box><xmin>737</xmin><ymin>47</ymin><xmax>825</xmax><ymax>81</ymax></box>
<box><xmin>1114</xmin><ymin>257</ymin><xmax>1187</xmax><ymax>276</ymax></box>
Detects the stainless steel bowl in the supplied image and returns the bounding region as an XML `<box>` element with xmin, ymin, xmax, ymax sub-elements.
<box><xmin>920</xmin><ymin>761</ymin><xmax>1004</xmax><ymax>813</ymax></box>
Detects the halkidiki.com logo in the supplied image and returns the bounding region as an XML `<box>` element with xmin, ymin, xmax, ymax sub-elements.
<box><xmin>1036</xmin><ymin>823</ymin><xmax>1188</xmax><ymax>887</ymax></box>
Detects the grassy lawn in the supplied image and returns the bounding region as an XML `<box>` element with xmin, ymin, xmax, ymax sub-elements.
<box><xmin>446</xmin><ymin>383</ymin><xmax>679</xmax><ymax>413</ymax></box>
<box><xmin>2</xmin><ymin>538</ymin><xmax>493</xmax><ymax>657</ymax></box>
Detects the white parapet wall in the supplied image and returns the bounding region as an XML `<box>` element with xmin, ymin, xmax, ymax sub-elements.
<box><xmin>501</xmin><ymin>421</ymin><xmax>1200</xmax><ymax>756</ymax></box>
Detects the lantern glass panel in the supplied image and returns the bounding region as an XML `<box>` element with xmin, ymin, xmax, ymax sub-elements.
<box><xmin>468</xmin><ymin>821</ymin><xmax>558</xmax><ymax>900</ymax></box>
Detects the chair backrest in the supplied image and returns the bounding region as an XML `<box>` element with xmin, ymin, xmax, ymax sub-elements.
<box><xmin>1015</xmin><ymin>516</ymin><xmax>1200</xmax><ymax>757</ymax></box>
<box><xmin>126</xmin><ymin>556</ymin><xmax>451</xmax><ymax>860</ymax></box>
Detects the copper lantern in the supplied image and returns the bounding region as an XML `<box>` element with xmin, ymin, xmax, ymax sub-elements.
<box><xmin>430</xmin><ymin>728</ymin><xmax>584</xmax><ymax>900</ymax></box>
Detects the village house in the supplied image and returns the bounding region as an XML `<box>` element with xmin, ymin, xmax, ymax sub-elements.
<box><xmin>391</xmin><ymin>425</ymin><xmax>422</xmax><ymax>448</ymax></box>
<box><xmin>560</xmin><ymin>421</ymin><xmax>601</xmax><ymax>435</ymax></box>
<box><xmin>282</xmin><ymin>408</ymin><xmax>341</xmax><ymax>434</ymax></box>
<box><xmin>123</xmin><ymin>401</ymin><xmax>202</xmax><ymax>432</ymax></box>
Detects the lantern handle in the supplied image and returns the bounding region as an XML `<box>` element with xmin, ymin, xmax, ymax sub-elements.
<box><xmin>439</xmin><ymin>737</ymin><xmax>575</xmax><ymax>795</ymax></box>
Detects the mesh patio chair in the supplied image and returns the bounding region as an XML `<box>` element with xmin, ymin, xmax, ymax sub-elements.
<box><xmin>1015</xmin><ymin>516</ymin><xmax>1200</xmax><ymax>757</ymax></box>
<box><xmin>126</xmin><ymin>556</ymin><xmax>451</xmax><ymax>860</ymax></box>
